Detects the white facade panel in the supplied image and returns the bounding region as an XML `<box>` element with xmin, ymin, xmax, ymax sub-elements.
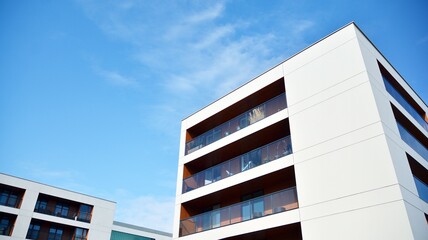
<box><xmin>285</xmin><ymin>38</ymin><xmax>366</xmax><ymax>107</ymax></box>
<box><xmin>295</xmin><ymin>135</ymin><xmax>397</xmax><ymax>207</ymax></box>
<box><xmin>301</xmin><ymin>200</ymin><xmax>414</xmax><ymax>240</ymax></box>
<box><xmin>288</xmin><ymin>82</ymin><xmax>381</xmax><ymax>153</ymax></box>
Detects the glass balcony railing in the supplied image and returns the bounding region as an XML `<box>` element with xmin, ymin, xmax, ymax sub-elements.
<box><xmin>26</xmin><ymin>231</ymin><xmax>87</xmax><ymax>240</ymax></box>
<box><xmin>183</xmin><ymin>136</ymin><xmax>292</xmax><ymax>193</ymax></box>
<box><xmin>34</xmin><ymin>207</ymin><xmax>92</xmax><ymax>223</ymax></box>
<box><xmin>414</xmin><ymin>176</ymin><xmax>428</xmax><ymax>203</ymax></box>
<box><xmin>179</xmin><ymin>187</ymin><xmax>298</xmax><ymax>237</ymax></box>
<box><xmin>186</xmin><ymin>93</ymin><xmax>287</xmax><ymax>155</ymax></box>
<box><xmin>383</xmin><ymin>76</ymin><xmax>428</xmax><ymax>132</ymax></box>
<box><xmin>397</xmin><ymin>123</ymin><xmax>428</xmax><ymax>161</ymax></box>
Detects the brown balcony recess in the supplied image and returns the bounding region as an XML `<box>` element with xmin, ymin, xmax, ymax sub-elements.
<box><xmin>34</xmin><ymin>193</ymin><xmax>93</xmax><ymax>223</ymax></box>
<box><xmin>179</xmin><ymin>167</ymin><xmax>298</xmax><ymax>236</ymax></box>
<box><xmin>185</xmin><ymin>78</ymin><xmax>286</xmax><ymax>155</ymax></box>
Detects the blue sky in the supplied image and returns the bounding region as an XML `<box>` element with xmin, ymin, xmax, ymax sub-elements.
<box><xmin>1</xmin><ymin>0</ymin><xmax>427</xmax><ymax>232</ymax></box>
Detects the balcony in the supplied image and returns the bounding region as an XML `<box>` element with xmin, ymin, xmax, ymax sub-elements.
<box><xmin>397</xmin><ymin>122</ymin><xmax>428</xmax><ymax>161</ymax></box>
<box><xmin>183</xmin><ymin>136</ymin><xmax>292</xmax><ymax>193</ymax></box>
<box><xmin>186</xmin><ymin>93</ymin><xmax>287</xmax><ymax>155</ymax></box>
<box><xmin>0</xmin><ymin>184</ymin><xmax>25</xmax><ymax>209</ymax></box>
<box><xmin>26</xmin><ymin>231</ymin><xmax>87</xmax><ymax>240</ymax></box>
<box><xmin>26</xmin><ymin>219</ymin><xmax>88</xmax><ymax>240</ymax></box>
<box><xmin>34</xmin><ymin>207</ymin><xmax>92</xmax><ymax>223</ymax></box>
<box><xmin>179</xmin><ymin>187</ymin><xmax>298</xmax><ymax>237</ymax></box>
<box><xmin>34</xmin><ymin>194</ymin><xmax>93</xmax><ymax>223</ymax></box>
<box><xmin>383</xmin><ymin>75</ymin><xmax>428</xmax><ymax>132</ymax></box>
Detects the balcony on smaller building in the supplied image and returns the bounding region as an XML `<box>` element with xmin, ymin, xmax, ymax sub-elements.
<box><xmin>26</xmin><ymin>219</ymin><xmax>88</xmax><ymax>240</ymax></box>
<box><xmin>183</xmin><ymin>136</ymin><xmax>292</xmax><ymax>193</ymax></box>
<box><xmin>0</xmin><ymin>212</ymin><xmax>17</xmax><ymax>236</ymax></box>
<box><xmin>179</xmin><ymin>187</ymin><xmax>298</xmax><ymax>236</ymax></box>
<box><xmin>0</xmin><ymin>183</ymin><xmax>25</xmax><ymax>209</ymax></box>
<box><xmin>34</xmin><ymin>193</ymin><xmax>93</xmax><ymax>223</ymax></box>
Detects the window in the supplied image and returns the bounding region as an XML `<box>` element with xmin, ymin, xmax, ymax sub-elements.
<box><xmin>74</xmin><ymin>228</ymin><xmax>88</xmax><ymax>240</ymax></box>
<box><xmin>78</xmin><ymin>204</ymin><xmax>92</xmax><ymax>222</ymax></box>
<box><xmin>48</xmin><ymin>227</ymin><xmax>63</xmax><ymax>240</ymax></box>
<box><xmin>0</xmin><ymin>216</ymin><xmax>12</xmax><ymax>236</ymax></box>
<box><xmin>54</xmin><ymin>203</ymin><xmax>69</xmax><ymax>218</ymax></box>
<box><xmin>241</xmin><ymin>190</ymin><xmax>264</xmax><ymax>221</ymax></box>
<box><xmin>35</xmin><ymin>199</ymin><xmax>48</xmax><ymax>213</ymax></box>
<box><xmin>0</xmin><ymin>189</ymin><xmax>19</xmax><ymax>208</ymax></box>
<box><xmin>26</xmin><ymin>223</ymin><xmax>41</xmax><ymax>239</ymax></box>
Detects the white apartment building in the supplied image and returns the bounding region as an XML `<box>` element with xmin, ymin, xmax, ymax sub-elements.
<box><xmin>0</xmin><ymin>173</ymin><xmax>172</xmax><ymax>240</ymax></box>
<box><xmin>173</xmin><ymin>22</ymin><xmax>428</xmax><ymax>239</ymax></box>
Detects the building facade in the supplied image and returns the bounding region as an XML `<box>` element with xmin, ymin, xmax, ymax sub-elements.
<box><xmin>0</xmin><ymin>173</ymin><xmax>172</xmax><ymax>240</ymax></box>
<box><xmin>173</xmin><ymin>23</ymin><xmax>428</xmax><ymax>239</ymax></box>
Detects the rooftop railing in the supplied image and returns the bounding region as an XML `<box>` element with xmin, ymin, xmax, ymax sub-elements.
<box><xmin>183</xmin><ymin>136</ymin><xmax>292</xmax><ymax>193</ymax></box>
<box><xmin>384</xmin><ymin>76</ymin><xmax>428</xmax><ymax>132</ymax></box>
<box><xmin>185</xmin><ymin>93</ymin><xmax>287</xmax><ymax>155</ymax></box>
<box><xmin>397</xmin><ymin>122</ymin><xmax>428</xmax><ymax>161</ymax></box>
<box><xmin>179</xmin><ymin>187</ymin><xmax>298</xmax><ymax>237</ymax></box>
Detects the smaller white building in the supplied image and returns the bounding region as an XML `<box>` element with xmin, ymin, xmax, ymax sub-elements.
<box><xmin>0</xmin><ymin>173</ymin><xmax>172</xmax><ymax>240</ymax></box>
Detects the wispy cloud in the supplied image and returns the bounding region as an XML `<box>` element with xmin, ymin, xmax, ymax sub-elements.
<box><xmin>94</xmin><ymin>67</ymin><xmax>139</xmax><ymax>87</ymax></box>
<box><xmin>186</xmin><ymin>3</ymin><xmax>224</xmax><ymax>24</ymax></box>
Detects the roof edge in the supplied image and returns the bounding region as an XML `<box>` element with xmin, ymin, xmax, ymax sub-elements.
<box><xmin>182</xmin><ymin>22</ymin><xmax>357</xmax><ymax>121</ymax></box>
<box><xmin>0</xmin><ymin>172</ymin><xmax>116</xmax><ymax>203</ymax></box>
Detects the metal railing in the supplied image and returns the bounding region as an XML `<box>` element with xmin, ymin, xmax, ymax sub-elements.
<box><xmin>179</xmin><ymin>187</ymin><xmax>298</xmax><ymax>237</ymax></box>
<box><xmin>26</xmin><ymin>231</ymin><xmax>87</xmax><ymax>240</ymax></box>
<box><xmin>397</xmin><ymin>122</ymin><xmax>428</xmax><ymax>161</ymax></box>
<box><xmin>34</xmin><ymin>208</ymin><xmax>92</xmax><ymax>223</ymax></box>
<box><xmin>384</xmin><ymin>76</ymin><xmax>428</xmax><ymax>132</ymax></box>
<box><xmin>183</xmin><ymin>136</ymin><xmax>292</xmax><ymax>193</ymax></box>
<box><xmin>185</xmin><ymin>93</ymin><xmax>287</xmax><ymax>155</ymax></box>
